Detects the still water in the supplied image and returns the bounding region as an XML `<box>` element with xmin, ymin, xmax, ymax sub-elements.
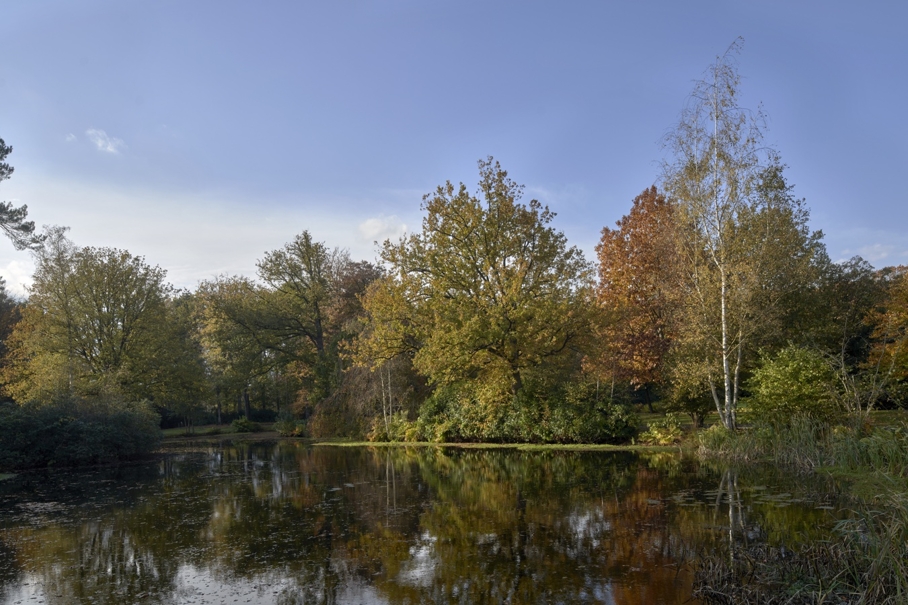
<box><xmin>0</xmin><ymin>442</ymin><xmax>842</xmax><ymax>604</ymax></box>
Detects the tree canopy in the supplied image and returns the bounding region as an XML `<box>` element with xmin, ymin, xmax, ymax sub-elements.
<box><xmin>2</xmin><ymin>228</ymin><xmax>204</xmax><ymax>406</ymax></box>
<box><xmin>360</xmin><ymin>158</ymin><xmax>593</xmax><ymax>402</ymax></box>
<box><xmin>592</xmin><ymin>186</ymin><xmax>679</xmax><ymax>391</ymax></box>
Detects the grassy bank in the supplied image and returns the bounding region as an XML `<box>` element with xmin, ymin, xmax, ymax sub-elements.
<box><xmin>161</xmin><ymin>421</ymin><xmax>275</xmax><ymax>439</ymax></box>
<box><xmin>694</xmin><ymin>416</ymin><xmax>908</xmax><ymax>604</ymax></box>
<box><xmin>311</xmin><ymin>440</ymin><xmax>680</xmax><ymax>453</ymax></box>
<box><xmin>159</xmin><ymin>427</ymin><xmax>679</xmax><ymax>453</ymax></box>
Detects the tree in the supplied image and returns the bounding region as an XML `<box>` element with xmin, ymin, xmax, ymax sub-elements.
<box><xmin>592</xmin><ymin>186</ymin><xmax>679</xmax><ymax>397</ymax></box>
<box><xmin>195</xmin><ymin>276</ymin><xmax>281</xmax><ymax>418</ymax></box>
<box><xmin>2</xmin><ymin>228</ymin><xmax>197</xmax><ymax>405</ymax></box>
<box><xmin>359</xmin><ymin>158</ymin><xmax>593</xmax><ymax>403</ymax></box>
<box><xmin>662</xmin><ymin>41</ymin><xmax>825</xmax><ymax>429</ymax></box>
<box><xmin>0</xmin><ymin>137</ymin><xmax>44</xmax><ymax>250</ymax></box>
<box><xmin>0</xmin><ymin>277</ymin><xmax>22</xmax><ymax>401</ymax></box>
<box><xmin>198</xmin><ymin>233</ymin><xmax>382</xmax><ymax>416</ymax></box>
<box><xmin>858</xmin><ymin>266</ymin><xmax>908</xmax><ymax>411</ymax></box>
<box><xmin>255</xmin><ymin>232</ymin><xmax>381</xmax><ymax>400</ymax></box>
<box><xmin>256</xmin><ymin>231</ymin><xmax>341</xmax><ymax>359</ymax></box>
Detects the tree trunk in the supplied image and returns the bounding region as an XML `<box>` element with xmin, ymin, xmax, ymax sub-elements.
<box><xmin>379</xmin><ymin>365</ymin><xmax>390</xmax><ymax>435</ymax></box>
<box><xmin>243</xmin><ymin>388</ymin><xmax>251</xmax><ymax>419</ymax></box>
<box><xmin>719</xmin><ymin>267</ymin><xmax>736</xmax><ymax>430</ymax></box>
<box><xmin>511</xmin><ymin>368</ymin><xmax>523</xmax><ymax>397</ymax></box>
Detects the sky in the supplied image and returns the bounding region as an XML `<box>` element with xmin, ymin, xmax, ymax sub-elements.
<box><xmin>1</xmin><ymin>0</ymin><xmax>906</xmax><ymax>297</ymax></box>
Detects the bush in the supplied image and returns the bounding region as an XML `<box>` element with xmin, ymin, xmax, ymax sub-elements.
<box><xmin>230</xmin><ymin>417</ymin><xmax>261</xmax><ymax>433</ymax></box>
<box><xmin>746</xmin><ymin>346</ymin><xmax>839</xmax><ymax>426</ymax></box>
<box><xmin>274</xmin><ymin>414</ymin><xmax>307</xmax><ymax>437</ymax></box>
<box><xmin>368</xmin><ymin>412</ymin><xmax>419</xmax><ymax>442</ymax></box>
<box><xmin>413</xmin><ymin>380</ymin><xmax>637</xmax><ymax>444</ymax></box>
<box><xmin>0</xmin><ymin>399</ymin><xmax>162</xmax><ymax>471</ymax></box>
<box><xmin>639</xmin><ymin>413</ymin><xmax>684</xmax><ymax>445</ymax></box>
<box><xmin>509</xmin><ymin>381</ymin><xmax>637</xmax><ymax>444</ymax></box>
<box><xmin>666</xmin><ymin>387</ymin><xmax>713</xmax><ymax>428</ymax></box>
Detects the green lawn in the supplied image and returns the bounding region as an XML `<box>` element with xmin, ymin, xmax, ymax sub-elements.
<box><xmin>868</xmin><ymin>408</ymin><xmax>908</xmax><ymax>427</ymax></box>
<box><xmin>161</xmin><ymin>423</ymin><xmax>276</xmax><ymax>438</ymax></box>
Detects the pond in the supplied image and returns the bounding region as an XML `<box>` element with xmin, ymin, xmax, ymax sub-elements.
<box><xmin>0</xmin><ymin>442</ymin><xmax>845</xmax><ymax>604</ymax></box>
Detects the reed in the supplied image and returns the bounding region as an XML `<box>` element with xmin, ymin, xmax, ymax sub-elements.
<box><xmin>695</xmin><ymin>417</ymin><xmax>908</xmax><ymax>603</ymax></box>
<box><xmin>694</xmin><ymin>493</ymin><xmax>908</xmax><ymax>604</ymax></box>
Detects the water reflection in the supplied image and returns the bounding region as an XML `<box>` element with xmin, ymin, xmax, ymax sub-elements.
<box><xmin>0</xmin><ymin>444</ymin><xmax>842</xmax><ymax>604</ymax></box>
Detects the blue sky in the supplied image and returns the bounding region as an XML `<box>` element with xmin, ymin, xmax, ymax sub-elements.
<box><xmin>1</xmin><ymin>0</ymin><xmax>906</xmax><ymax>296</ymax></box>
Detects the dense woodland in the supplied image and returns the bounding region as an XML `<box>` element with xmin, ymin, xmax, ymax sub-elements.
<box><xmin>1</xmin><ymin>47</ymin><xmax>907</xmax><ymax>463</ymax></box>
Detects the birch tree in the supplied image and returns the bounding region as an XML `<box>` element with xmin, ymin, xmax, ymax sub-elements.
<box><xmin>662</xmin><ymin>40</ymin><xmax>823</xmax><ymax>429</ymax></box>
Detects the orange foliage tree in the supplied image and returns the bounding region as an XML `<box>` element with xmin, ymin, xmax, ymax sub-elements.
<box><xmin>861</xmin><ymin>266</ymin><xmax>908</xmax><ymax>410</ymax></box>
<box><xmin>590</xmin><ymin>187</ymin><xmax>680</xmax><ymax>400</ymax></box>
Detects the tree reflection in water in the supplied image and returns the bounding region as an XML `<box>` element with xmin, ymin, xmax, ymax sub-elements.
<box><xmin>0</xmin><ymin>443</ymin><xmax>841</xmax><ymax>604</ymax></box>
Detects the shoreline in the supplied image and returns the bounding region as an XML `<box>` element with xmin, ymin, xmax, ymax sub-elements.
<box><xmin>159</xmin><ymin>431</ymin><xmax>683</xmax><ymax>453</ymax></box>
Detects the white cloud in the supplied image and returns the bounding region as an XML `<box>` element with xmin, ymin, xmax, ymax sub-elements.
<box><xmin>826</xmin><ymin>227</ymin><xmax>908</xmax><ymax>268</ymax></box>
<box><xmin>65</xmin><ymin>133</ymin><xmax>77</xmax><ymax>142</ymax></box>
<box><xmin>85</xmin><ymin>128</ymin><xmax>126</xmax><ymax>154</ymax></box>
<box><xmin>358</xmin><ymin>216</ymin><xmax>407</xmax><ymax>244</ymax></box>
<box><xmin>0</xmin><ymin>259</ymin><xmax>34</xmax><ymax>299</ymax></box>
<box><xmin>855</xmin><ymin>243</ymin><xmax>896</xmax><ymax>263</ymax></box>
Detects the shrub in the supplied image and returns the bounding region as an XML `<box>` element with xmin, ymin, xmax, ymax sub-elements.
<box><xmin>509</xmin><ymin>381</ymin><xmax>637</xmax><ymax>444</ymax></box>
<box><xmin>413</xmin><ymin>380</ymin><xmax>637</xmax><ymax>444</ymax></box>
<box><xmin>746</xmin><ymin>346</ymin><xmax>839</xmax><ymax>426</ymax></box>
<box><xmin>274</xmin><ymin>415</ymin><xmax>307</xmax><ymax>437</ymax></box>
<box><xmin>666</xmin><ymin>386</ymin><xmax>714</xmax><ymax>428</ymax></box>
<box><xmin>230</xmin><ymin>417</ymin><xmax>261</xmax><ymax>433</ymax></box>
<box><xmin>0</xmin><ymin>399</ymin><xmax>161</xmax><ymax>471</ymax></box>
<box><xmin>639</xmin><ymin>413</ymin><xmax>684</xmax><ymax>445</ymax></box>
<box><xmin>368</xmin><ymin>412</ymin><xmax>419</xmax><ymax>442</ymax></box>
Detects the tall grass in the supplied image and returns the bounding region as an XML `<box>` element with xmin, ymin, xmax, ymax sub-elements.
<box><xmin>696</xmin><ymin>417</ymin><xmax>908</xmax><ymax>603</ymax></box>
<box><xmin>698</xmin><ymin>417</ymin><xmax>908</xmax><ymax>476</ymax></box>
<box><xmin>695</xmin><ymin>492</ymin><xmax>908</xmax><ymax>604</ymax></box>
<box><xmin>697</xmin><ymin>420</ymin><xmax>824</xmax><ymax>471</ymax></box>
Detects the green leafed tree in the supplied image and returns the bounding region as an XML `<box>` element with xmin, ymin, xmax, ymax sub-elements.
<box><xmin>197</xmin><ymin>234</ymin><xmax>381</xmax><ymax>418</ymax></box>
<box><xmin>195</xmin><ymin>275</ymin><xmax>281</xmax><ymax>418</ymax></box>
<box><xmin>359</xmin><ymin>157</ymin><xmax>593</xmax><ymax>405</ymax></box>
<box><xmin>2</xmin><ymin>227</ymin><xmax>203</xmax><ymax>406</ymax></box>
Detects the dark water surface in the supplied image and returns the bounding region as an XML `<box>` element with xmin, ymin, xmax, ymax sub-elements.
<box><xmin>0</xmin><ymin>442</ymin><xmax>843</xmax><ymax>604</ymax></box>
